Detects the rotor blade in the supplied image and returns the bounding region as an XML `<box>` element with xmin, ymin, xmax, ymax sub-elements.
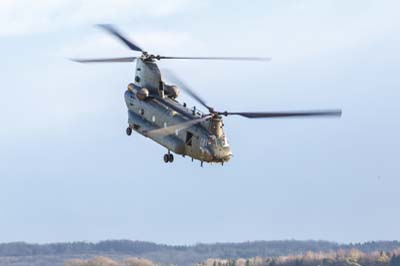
<box><xmin>223</xmin><ymin>110</ymin><xmax>342</xmax><ymax>118</ymax></box>
<box><xmin>162</xmin><ymin>69</ymin><xmax>214</xmax><ymax>111</ymax></box>
<box><xmin>158</xmin><ymin>56</ymin><xmax>271</xmax><ymax>61</ymax></box>
<box><xmin>145</xmin><ymin>116</ymin><xmax>210</xmax><ymax>137</ymax></box>
<box><xmin>97</xmin><ymin>24</ymin><xmax>143</xmax><ymax>52</ymax></box>
<box><xmin>71</xmin><ymin>57</ymin><xmax>137</xmax><ymax>63</ymax></box>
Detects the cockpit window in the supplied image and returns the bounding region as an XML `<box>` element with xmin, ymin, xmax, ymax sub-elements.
<box><xmin>208</xmin><ymin>135</ymin><xmax>217</xmax><ymax>146</ymax></box>
<box><xmin>219</xmin><ymin>135</ymin><xmax>229</xmax><ymax>147</ymax></box>
<box><xmin>208</xmin><ymin>135</ymin><xmax>229</xmax><ymax>147</ymax></box>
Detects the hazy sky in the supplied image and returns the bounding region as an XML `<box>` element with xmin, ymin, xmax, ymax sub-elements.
<box><xmin>1</xmin><ymin>0</ymin><xmax>399</xmax><ymax>244</ymax></box>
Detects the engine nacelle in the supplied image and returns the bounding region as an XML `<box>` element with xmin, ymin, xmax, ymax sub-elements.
<box><xmin>137</xmin><ymin>87</ymin><xmax>149</xmax><ymax>100</ymax></box>
<box><xmin>127</xmin><ymin>83</ymin><xmax>135</xmax><ymax>92</ymax></box>
<box><xmin>164</xmin><ymin>85</ymin><xmax>180</xmax><ymax>99</ymax></box>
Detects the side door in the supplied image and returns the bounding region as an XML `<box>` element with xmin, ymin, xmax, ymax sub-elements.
<box><xmin>185</xmin><ymin>131</ymin><xmax>194</xmax><ymax>156</ymax></box>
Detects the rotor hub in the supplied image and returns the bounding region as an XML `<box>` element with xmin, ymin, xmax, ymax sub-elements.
<box><xmin>139</xmin><ymin>52</ymin><xmax>163</xmax><ymax>61</ymax></box>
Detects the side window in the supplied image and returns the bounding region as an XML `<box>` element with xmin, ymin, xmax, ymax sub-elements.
<box><xmin>186</xmin><ymin>132</ymin><xmax>193</xmax><ymax>146</ymax></box>
<box><xmin>200</xmin><ymin>137</ymin><xmax>207</xmax><ymax>147</ymax></box>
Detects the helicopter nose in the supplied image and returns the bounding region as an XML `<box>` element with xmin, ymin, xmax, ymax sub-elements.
<box><xmin>212</xmin><ymin>147</ymin><xmax>232</xmax><ymax>162</ymax></box>
<box><xmin>223</xmin><ymin>151</ymin><xmax>233</xmax><ymax>162</ymax></box>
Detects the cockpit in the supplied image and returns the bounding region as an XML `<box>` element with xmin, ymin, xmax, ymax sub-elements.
<box><xmin>207</xmin><ymin>135</ymin><xmax>229</xmax><ymax>148</ymax></box>
<box><xmin>207</xmin><ymin>135</ymin><xmax>216</xmax><ymax>146</ymax></box>
<box><xmin>204</xmin><ymin>134</ymin><xmax>232</xmax><ymax>162</ymax></box>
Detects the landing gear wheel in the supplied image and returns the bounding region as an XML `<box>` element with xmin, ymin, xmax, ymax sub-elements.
<box><xmin>163</xmin><ymin>153</ymin><xmax>174</xmax><ymax>163</ymax></box>
<box><xmin>126</xmin><ymin>127</ymin><xmax>132</xmax><ymax>136</ymax></box>
<box><xmin>164</xmin><ymin>154</ymin><xmax>170</xmax><ymax>163</ymax></box>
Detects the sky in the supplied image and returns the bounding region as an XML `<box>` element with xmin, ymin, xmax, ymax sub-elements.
<box><xmin>0</xmin><ymin>0</ymin><xmax>400</xmax><ymax>245</ymax></box>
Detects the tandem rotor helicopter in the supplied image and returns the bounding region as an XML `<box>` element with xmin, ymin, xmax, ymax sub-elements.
<box><xmin>72</xmin><ymin>25</ymin><xmax>342</xmax><ymax>166</ymax></box>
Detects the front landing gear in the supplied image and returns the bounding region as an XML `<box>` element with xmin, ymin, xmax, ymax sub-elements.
<box><xmin>126</xmin><ymin>127</ymin><xmax>132</xmax><ymax>136</ymax></box>
<box><xmin>163</xmin><ymin>153</ymin><xmax>174</xmax><ymax>163</ymax></box>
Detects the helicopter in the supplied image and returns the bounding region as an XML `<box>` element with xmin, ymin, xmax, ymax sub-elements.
<box><xmin>72</xmin><ymin>25</ymin><xmax>342</xmax><ymax>166</ymax></box>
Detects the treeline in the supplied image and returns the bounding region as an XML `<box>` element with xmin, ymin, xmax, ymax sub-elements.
<box><xmin>1</xmin><ymin>240</ymin><xmax>399</xmax><ymax>257</ymax></box>
<box><xmin>64</xmin><ymin>256</ymin><xmax>152</xmax><ymax>266</ymax></box>
<box><xmin>62</xmin><ymin>249</ymin><xmax>400</xmax><ymax>266</ymax></box>
<box><xmin>200</xmin><ymin>249</ymin><xmax>400</xmax><ymax>266</ymax></box>
<box><xmin>1</xmin><ymin>240</ymin><xmax>400</xmax><ymax>265</ymax></box>
<box><xmin>0</xmin><ymin>240</ymin><xmax>173</xmax><ymax>256</ymax></box>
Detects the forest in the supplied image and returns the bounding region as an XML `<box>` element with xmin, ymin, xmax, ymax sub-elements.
<box><xmin>1</xmin><ymin>240</ymin><xmax>400</xmax><ymax>266</ymax></box>
<box><xmin>63</xmin><ymin>248</ymin><xmax>400</xmax><ymax>266</ymax></box>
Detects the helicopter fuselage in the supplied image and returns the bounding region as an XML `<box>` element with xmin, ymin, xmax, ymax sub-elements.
<box><xmin>124</xmin><ymin>88</ymin><xmax>232</xmax><ymax>163</ymax></box>
<box><xmin>124</xmin><ymin>59</ymin><xmax>232</xmax><ymax>164</ymax></box>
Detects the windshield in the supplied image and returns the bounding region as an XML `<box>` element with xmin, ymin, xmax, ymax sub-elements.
<box><xmin>207</xmin><ymin>135</ymin><xmax>229</xmax><ymax>147</ymax></box>
<box><xmin>208</xmin><ymin>135</ymin><xmax>217</xmax><ymax>146</ymax></box>
<box><xmin>219</xmin><ymin>135</ymin><xmax>229</xmax><ymax>147</ymax></box>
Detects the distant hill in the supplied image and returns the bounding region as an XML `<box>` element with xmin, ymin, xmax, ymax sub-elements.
<box><xmin>0</xmin><ymin>240</ymin><xmax>399</xmax><ymax>265</ymax></box>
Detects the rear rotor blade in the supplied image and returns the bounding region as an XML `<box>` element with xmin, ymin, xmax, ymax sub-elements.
<box><xmin>145</xmin><ymin>116</ymin><xmax>210</xmax><ymax>137</ymax></box>
<box><xmin>71</xmin><ymin>57</ymin><xmax>137</xmax><ymax>63</ymax></box>
<box><xmin>158</xmin><ymin>56</ymin><xmax>271</xmax><ymax>61</ymax></box>
<box><xmin>162</xmin><ymin>69</ymin><xmax>214</xmax><ymax>112</ymax></box>
<box><xmin>223</xmin><ymin>110</ymin><xmax>342</xmax><ymax>118</ymax></box>
<box><xmin>97</xmin><ymin>24</ymin><xmax>143</xmax><ymax>52</ymax></box>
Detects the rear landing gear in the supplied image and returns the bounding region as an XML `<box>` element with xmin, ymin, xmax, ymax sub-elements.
<box><xmin>163</xmin><ymin>153</ymin><xmax>174</xmax><ymax>163</ymax></box>
<box><xmin>126</xmin><ymin>127</ymin><xmax>132</xmax><ymax>136</ymax></box>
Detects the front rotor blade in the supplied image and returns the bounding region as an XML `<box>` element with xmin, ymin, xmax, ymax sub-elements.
<box><xmin>162</xmin><ymin>69</ymin><xmax>213</xmax><ymax>112</ymax></box>
<box><xmin>158</xmin><ymin>56</ymin><xmax>271</xmax><ymax>61</ymax></box>
<box><xmin>97</xmin><ymin>24</ymin><xmax>143</xmax><ymax>52</ymax></box>
<box><xmin>145</xmin><ymin>116</ymin><xmax>210</xmax><ymax>137</ymax></box>
<box><xmin>71</xmin><ymin>57</ymin><xmax>137</xmax><ymax>63</ymax></box>
<box><xmin>224</xmin><ymin>110</ymin><xmax>342</xmax><ymax>118</ymax></box>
